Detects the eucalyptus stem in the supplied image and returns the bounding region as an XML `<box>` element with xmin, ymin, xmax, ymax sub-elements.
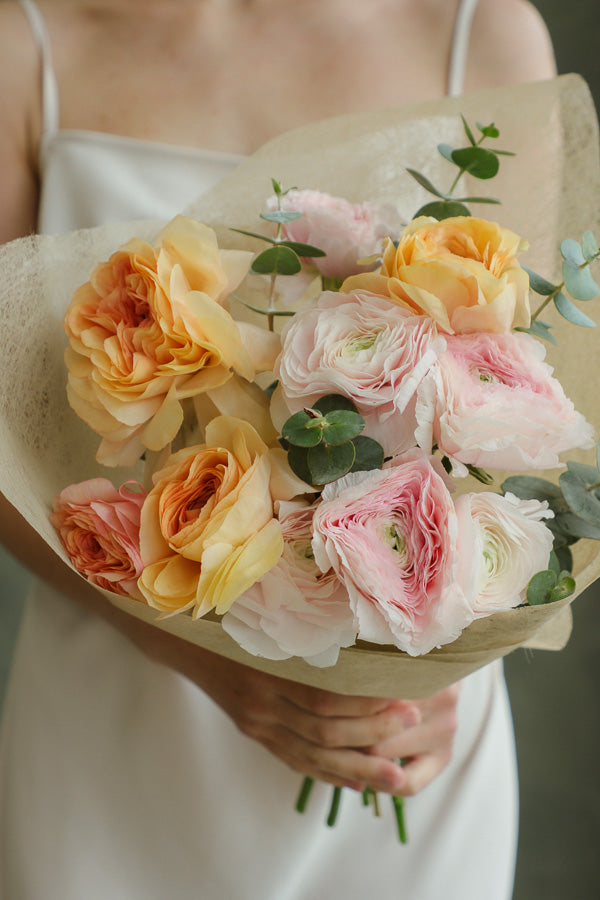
<box><xmin>295</xmin><ymin>776</ymin><xmax>315</xmax><ymax>813</ymax></box>
<box><xmin>326</xmin><ymin>787</ymin><xmax>343</xmax><ymax>827</ymax></box>
<box><xmin>530</xmin><ymin>287</ymin><xmax>561</xmax><ymax>323</ymax></box>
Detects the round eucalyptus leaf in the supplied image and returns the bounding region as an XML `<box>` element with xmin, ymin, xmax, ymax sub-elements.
<box><xmin>322</xmin><ymin>410</ymin><xmax>365</xmax><ymax>446</ymax></box>
<box><xmin>287</xmin><ymin>445</ymin><xmax>314</xmax><ymax>486</ymax></box>
<box><xmin>477</xmin><ymin>122</ymin><xmax>500</xmax><ymax>139</ymax></box>
<box><xmin>560</xmin><ymin>238</ymin><xmax>586</xmax><ymax>267</ymax></box>
<box><xmin>561</xmin><ymin>262</ymin><xmax>600</xmax><ymax>302</ymax></box>
<box><xmin>282</xmin><ymin>410</ymin><xmax>322</xmax><ymax>447</ymax></box>
<box><xmin>437</xmin><ymin>143</ymin><xmax>454</xmax><ymax>162</ymax></box>
<box><xmin>251</xmin><ymin>245</ymin><xmax>302</xmax><ymax>276</ymax></box>
<box><xmin>451</xmin><ymin>147</ymin><xmax>500</xmax><ymax>179</ymax></box>
<box><xmin>559</xmin><ymin>463</ymin><xmax>600</xmax><ymax>523</ymax></box>
<box><xmin>550</xmin><ymin>575</ymin><xmax>576</xmax><ymax>603</ymax></box>
<box><xmin>313</xmin><ymin>394</ymin><xmax>359</xmax><ymax>415</ymax></box>
<box><xmin>414</xmin><ymin>200</ymin><xmax>471</xmax><ymax>221</ymax></box>
<box><xmin>308</xmin><ymin>442</ymin><xmax>355</xmax><ymax>485</ymax></box>
<box><xmin>501</xmin><ymin>476</ymin><xmax>563</xmax><ymax>504</ymax></box>
<box><xmin>350</xmin><ymin>435</ymin><xmax>384</xmax><ymax>472</ymax></box>
<box><xmin>527</xmin><ymin>570</ymin><xmax>557</xmax><ymax>605</ymax></box>
<box><xmin>554</xmin><ymin>544</ymin><xmax>574</xmax><ymax>574</ymax></box>
<box><xmin>582</xmin><ymin>230</ymin><xmax>599</xmax><ymax>262</ymax></box>
<box><xmin>516</xmin><ymin>321</ymin><xmax>557</xmax><ymax>345</ymax></box>
<box><xmin>556</xmin><ymin>511</ymin><xmax>600</xmax><ymax>541</ymax></box>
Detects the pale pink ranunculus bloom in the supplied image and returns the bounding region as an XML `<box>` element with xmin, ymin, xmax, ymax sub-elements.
<box><xmin>272</xmin><ymin>290</ymin><xmax>445</xmax><ymax>455</ymax></box>
<box><xmin>268</xmin><ymin>189</ymin><xmax>403</xmax><ymax>279</ymax></box>
<box><xmin>50</xmin><ymin>478</ymin><xmax>146</xmax><ymax>599</ymax></box>
<box><xmin>311</xmin><ymin>452</ymin><xmax>473</xmax><ymax>656</ymax></box>
<box><xmin>415</xmin><ymin>330</ymin><xmax>595</xmax><ymax>471</ymax></box>
<box><xmin>222</xmin><ymin>501</ymin><xmax>356</xmax><ymax>667</ymax></box>
<box><xmin>454</xmin><ymin>491</ymin><xmax>554</xmax><ymax>616</ymax></box>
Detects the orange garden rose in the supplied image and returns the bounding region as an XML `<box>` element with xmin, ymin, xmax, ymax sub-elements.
<box><xmin>64</xmin><ymin>216</ymin><xmax>280</xmax><ymax>466</ymax></box>
<box><xmin>136</xmin><ymin>416</ymin><xmax>305</xmax><ymax>617</ymax></box>
<box><xmin>342</xmin><ymin>216</ymin><xmax>531</xmax><ymax>334</ymax></box>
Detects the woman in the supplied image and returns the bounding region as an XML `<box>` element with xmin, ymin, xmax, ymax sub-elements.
<box><xmin>0</xmin><ymin>1</ymin><xmax>556</xmax><ymax>897</ymax></box>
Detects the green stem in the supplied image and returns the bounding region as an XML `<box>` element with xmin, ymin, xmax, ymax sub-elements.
<box><xmin>530</xmin><ymin>287</ymin><xmax>562</xmax><ymax>323</ymax></box>
<box><xmin>295</xmin><ymin>776</ymin><xmax>315</xmax><ymax>813</ymax></box>
<box><xmin>391</xmin><ymin>795</ymin><xmax>408</xmax><ymax>844</ymax></box>
<box><xmin>326</xmin><ymin>787</ymin><xmax>343</xmax><ymax>827</ymax></box>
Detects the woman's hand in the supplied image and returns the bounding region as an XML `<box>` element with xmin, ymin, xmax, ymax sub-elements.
<box><xmin>162</xmin><ymin>637</ymin><xmax>461</xmax><ymax>796</ymax></box>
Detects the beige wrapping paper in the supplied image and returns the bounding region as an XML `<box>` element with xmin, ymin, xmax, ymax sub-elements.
<box><xmin>1</xmin><ymin>75</ymin><xmax>599</xmax><ymax>697</ymax></box>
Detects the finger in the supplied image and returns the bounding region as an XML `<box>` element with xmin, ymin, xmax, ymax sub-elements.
<box><xmin>264</xmin><ymin>728</ymin><xmax>407</xmax><ymax>793</ymax></box>
<box><xmin>281</xmin><ymin>682</ymin><xmax>404</xmax><ymax>719</ymax></box>
<box><xmin>275</xmin><ymin>698</ymin><xmax>421</xmax><ymax>749</ymax></box>
<box><xmin>394</xmin><ymin>752</ymin><xmax>451</xmax><ymax>797</ymax></box>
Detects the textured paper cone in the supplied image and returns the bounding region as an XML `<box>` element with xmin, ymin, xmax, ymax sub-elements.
<box><xmin>1</xmin><ymin>75</ymin><xmax>599</xmax><ymax>697</ymax></box>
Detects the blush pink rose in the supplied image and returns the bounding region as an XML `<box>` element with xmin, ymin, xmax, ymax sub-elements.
<box><xmin>268</xmin><ymin>189</ymin><xmax>403</xmax><ymax>279</ymax></box>
<box><xmin>222</xmin><ymin>501</ymin><xmax>356</xmax><ymax>667</ymax></box>
<box><xmin>50</xmin><ymin>478</ymin><xmax>146</xmax><ymax>599</ymax></box>
<box><xmin>454</xmin><ymin>491</ymin><xmax>554</xmax><ymax>615</ymax></box>
<box><xmin>272</xmin><ymin>290</ymin><xmax>445</xmax><ymax>455</ymax></box>
<box><xmin>311</xmin><ymin>452</ymin><xmax>473</xmax><ymax>656</ymax></box>
<box><xmin>415</xmin><ymin>330</ymin><xmax>595</xmax><ymax>471</ymax></box>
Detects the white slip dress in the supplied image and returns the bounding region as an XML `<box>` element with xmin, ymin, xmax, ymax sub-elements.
<box><xmin>0</xmin><ymin>2</ymin><xmax>519</xmax><ymax>898</ymax></box>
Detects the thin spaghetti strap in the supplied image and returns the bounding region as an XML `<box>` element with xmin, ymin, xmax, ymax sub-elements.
<box><xmin>16</xmin><ymin>0</ymin><xmax>60</xmax><ymax>138</ymax></box>
<box><xmin>447</xmin><ymin>0</ymin><xmax>479</xmax><ymax>97</ymax></box>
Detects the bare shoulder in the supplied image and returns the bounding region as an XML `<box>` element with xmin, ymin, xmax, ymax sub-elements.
<box><xmin>466</xmin><ymin>0</ymin><xmax>557</xmax><ymax>90</ymax></box>
<box><xmin>0</xmin><ymin>1</ymin><xmax>43</xmax><ymax>240</ymax></box>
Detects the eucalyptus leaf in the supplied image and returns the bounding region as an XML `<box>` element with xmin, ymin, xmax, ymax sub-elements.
<box><xmin>414</xmin><ymin>200</ymin><xmax>471</xmax><ymax>220</ymax></box>
<box><xmin>350</xmin><ymin>435</ymin><xmax>384</xmax><ymax>472</ymax></box>
<box><xmin>450</xmin><ymin>147</ymin><xmax>500</xmax><ymax>180</ymax></box>
<box><xmin>461</xmin><ymin>115</ymin><xmax>477</xmax><ymax>146</ymax></box>
<box><xmin>230</xmin><ymin>226</ymin><xmax>277</xmax><ymax>245</ymax></box>
<box><xmin>405</xmin><ymin>169</ymin><xmax>448</xmax><ymax>199</ymax></box>
<box><xmin>271</xmin><ymin>178</ymin><xmax>283</xmax><ymax>195</ymax></box>
<box><xmin>515</xmin><ymin>321</ymin><xmax>557</xmax><ymax>345</ymax></box>
<box><xmin>554</xmin><ymin>291</ymin><xmax>596</xmax><ymax>327</ymax></box>
<box><xmin>260</xmin><ymin>210</ymin><xmax>303</xmax><ymax>225</ymax></box>
<box><xmin>279</xmin><ymin>240</ymin><xmax>326</xmax><ymax>258</ymax></box>
<box><xmin>561</xmin><ymin>261</ymin><xmax>600</xmax><ymax>301</ymax></box>
<box><xmin>477</xmin><ymin>122</ymin><xmax>500</xmax><ymax>138</ymax></box>
<box><xmin>492</xmin><ymin>149</ymin><xmax>516</xmax><ymax>156</ymax></box>
<box><xmin>437</xmin><ymin>143</ymin><xmax>454</xmax><ymax>162</ymax></box>
<box><xmin>465</xmin><ymin>464</ymin><xmax>494</xmax><ymax>485</ymax></box>
<box><xmin>233</xmin><ymin>296</ymin><xmax>295</xmax><ymax>317</ymax></box>
<box><xmin>560</xmin><ymin>238</ymin><xmax>586</xmax><ymax>266</ymax></box>
<box><xmin>522</xmin><ymin>265</ymin><xmax>558</xmax><ymax>296</ymax></box>
<box><xmin>501</xmin><ymin>475</ymin><xmax>563</xmax><ymax>504</ymax></box>
<box><xmin>559</xmin><ymin>462</ymin><xmax>600</xmax><ymax>523</ymax></box>
<box><xmin>582</xmin><ymin>230</ymin><xmax>599</xmax><ymax>262</ymax></box>
<box><xmin>557</xmin><ymin>511</ymin><xmax>600</xmax><ymax>541</ymax></box>
<box><xmin>282</xmin><ymin>410</ymin><xmax>323</xmax><ymax>447</ymax></box>
<box><xmin>554</xmin><ymin>544</ymin><xmax>574</xmax><ymax>574</ymax></box>
<box><xmin>548</xmin><ymin>551</ymin><xmax>561</xmax><ymax>576</ymax></box>
<box><xmin>308</xmin><ymin>441</ymin><xmax>355</xmax><ymax>485</ymax></box>
<box><xmin>551</xmin><ymin>575</ymin><xmax>576</xmax><ymax>602</ymax></box>
<box><xmin>322</xmin><ymin>410</ymin><xmax>365</xmax><ymax>446</ymax></box>
<box><xmin>454</xmin><ymin>196</ymin><xmax>501</xmax><ymax>205</ymax></box>
<box><xmin>287</xmin><ymin>445</ymin><xmax>313</xmax><ymax>485</ymax></box>
<box><xmin>527</xmin><ymin>570</ymin><xmax>557</xmax><ymax>605</ymax></box>
<box><xmin>313</xmin><ymin>394</ymin><xmax>359</xmax><ymax>415</ymax></box>
<box><xmin>251</xmin><ymin>245</ymin><xmax>302</xmax><ymax>276</ymax></box>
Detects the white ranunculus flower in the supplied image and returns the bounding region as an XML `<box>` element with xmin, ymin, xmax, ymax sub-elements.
<box><xmin>454</xmin><ymin>490</ymin><xmax>554</xmax><ymax>616</ymax></box>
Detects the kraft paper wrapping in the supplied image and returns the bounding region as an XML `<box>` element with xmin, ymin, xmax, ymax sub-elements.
<box><xmin>1</xmin><ymin>75</ymin><xmax>599</xmax><ymax>698</ymax></box>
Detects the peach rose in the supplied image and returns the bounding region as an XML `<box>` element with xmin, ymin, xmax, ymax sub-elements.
<box><xmin>137</xmin><ymin>416</ymin><xmax>288</xmax><ymax>617</ymax></box>
<box><xmin>50</xmin><ymin>478</ymin><xmax>146</xmax><ymax>599</ymax></box>
<box><xmin>64</xmin><ymin>216</ymin><xmax>279</xmax><ymax>466</ymax></box>
<box><xmin>342</xmin><ymin>216</ymin><xmax>531</xmax><ymax>334</ymax></box>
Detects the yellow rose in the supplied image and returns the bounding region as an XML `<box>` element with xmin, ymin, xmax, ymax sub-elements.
<box><xmin>342</xmin><ymin>216</ymin><xmax>531</xmax><ymax>334</ymax></box>
<box><xmin>137</xmin><ymin>416</ymin><xmax>284</xmax><ymax>617</ymax></box>
<box><xmin>64</xmin><ymin>216</ymin><xmax>279</xmax><ymax>466</ymax></box>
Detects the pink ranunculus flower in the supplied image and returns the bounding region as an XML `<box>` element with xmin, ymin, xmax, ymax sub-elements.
<box><xmin>454</xmin><ymin>491</ymin><xmax>554</xmax><ymax>616</ymax></box>
<box><xmin>415</xmin><ymin>330</ymin><xmax>595</xmax><ymax>471</ymax></box>
<box><xmin>272</xmin><ymin>290</ymin><xmax>446</xmax><ymax>455</ymax></box>
<box><xmin>50</xmin><ymin>478</ymin><xmax>146</xmax><ymax>599</ymax></box>
<box><xmin>268</xmin><ymin>189</ymin><xmax>403</xmax><ymax>279</ymax></box>
<box><xmin>222</xmin><ymin>501</ymin><xmax>356</xmax><ymax>667</ymax></box>
<box><xmin>311</xmin><ymin>452</ymin><xmax>473</xmax><ymax>656</ymax></box>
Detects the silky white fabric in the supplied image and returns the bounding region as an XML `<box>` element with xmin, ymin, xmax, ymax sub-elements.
<box><xmin>1</xmin><ymin>1</ymin><xmax>520</xmax><ymax>897</ymax></box>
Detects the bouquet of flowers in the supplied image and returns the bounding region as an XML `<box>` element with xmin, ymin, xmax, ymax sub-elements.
<box><xmin>1</xmin><ymin>75</ymin><xmax>599</xmax><ymax>703</ymax></box>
